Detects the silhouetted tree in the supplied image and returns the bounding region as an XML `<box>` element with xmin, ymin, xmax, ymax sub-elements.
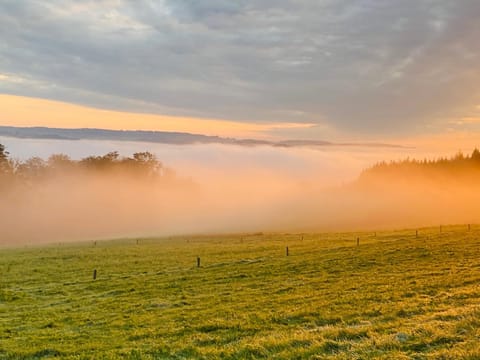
<box><xmin>472</xmin><ymin>148</ymin><xmax>480</xmax><ymax>162</ymax></box>
<box><xmin>131</xmin><ymin>152</ymin><xmax>162</xmax><ymax>176</ymax></box>
<box><xmin>0</xmin><ymin>143</ymin><xmax>7</xmax><ymax>163</ymax></box>
<box><xmin>0</xmin><ymin>146</ymin><xmax>174</xmax><ymax>189</ymax></box>
<box><xmin>360</xmin><ymin>148</ymin><xmax>480</xmax><ymax>183</ymax></box>
<box><xmin>0</xmin><ymin>143</ymin><xmax>12</xmax><ymax>175</ymax></box>
<box><xmin>16</xmin><ymin>157</ymin><xmax>47</xmax><ymax>183</ymax></box>
<box><xmin>0</xmin><ymin>144</ymin><xmax>14</xmax><ymax>189</ymax></box>
<box><xmin>48</xmin><ymin>154</ymin><xmax>73</xmax><ymax>169</ymax></box>
<box><xmin>80</xmin><ymin>151</ymin><xmax>120</xmax><ymax>170</ymax></box>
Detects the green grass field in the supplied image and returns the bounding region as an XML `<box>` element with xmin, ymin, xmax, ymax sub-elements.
<box><xmin>2</xmin><ymin>225</ymin><xmax>480</xmax><ymax>359</ymax></box>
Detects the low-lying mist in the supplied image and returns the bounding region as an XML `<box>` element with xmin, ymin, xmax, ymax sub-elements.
<box><xmin>2</xmin><ymin>147</ymin><xmax>480</xmax><ymax>245</ymax></box>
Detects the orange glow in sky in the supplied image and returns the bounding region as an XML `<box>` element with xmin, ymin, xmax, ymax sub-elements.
<box><xmin>0</xmin><ymin>94</ymin><xmax>314</xmax><ymax>139</ymax></box>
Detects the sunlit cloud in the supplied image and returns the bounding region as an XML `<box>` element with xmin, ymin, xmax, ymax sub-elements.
<box><xmin>457</xmin><ymin>117</ymin><xmax>480</xmax><ymax>125</ymax></box>
<box><xmin>0</xmin><ymin>73</ymin><xmax>27</xmax><ymax>84</ymax></box>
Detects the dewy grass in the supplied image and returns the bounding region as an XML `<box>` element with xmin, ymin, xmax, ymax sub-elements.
<box><xmin>1</xmin><ymin>225</ymin><xmax>480</xmax><ymax>359</ymax></box>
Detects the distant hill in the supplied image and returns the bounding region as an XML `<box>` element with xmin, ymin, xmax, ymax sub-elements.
<box><xmin>0</xmin><ymin>125</ymin><xmax>407</xmax><ymax>149</ymax></box>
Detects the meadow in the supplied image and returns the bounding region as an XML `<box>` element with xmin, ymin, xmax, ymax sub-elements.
<box><xmin>1</xmin><ymin>225</ymin><xmax>480</xmax><ymax>359</ymax></box>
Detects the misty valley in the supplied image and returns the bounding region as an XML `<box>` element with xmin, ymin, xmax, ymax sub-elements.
<box><xmin>2</xmin><ymin>143</ymin><xmax>480</xmax><ymax>243</ymax></box>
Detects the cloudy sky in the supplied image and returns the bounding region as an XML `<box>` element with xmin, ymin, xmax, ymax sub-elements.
<box><xmin>1</xmin><ymin>0</ymin><xmax>480</xmax><ymax>140</ymax></box>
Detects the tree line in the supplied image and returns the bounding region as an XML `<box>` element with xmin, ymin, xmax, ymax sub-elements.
<box><xmin>0</xmin><ymin>143</ymin><xmax>172</xmax><ymax>188</ymax></box>
<box><xmin>360</xmin><ymin>148</ymin><xmax>480</xmax><ymax>180</ymax></box>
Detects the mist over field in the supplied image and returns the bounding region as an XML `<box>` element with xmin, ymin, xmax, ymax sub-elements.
<box><xmin>2</xmin><ymin>137</ymin><xmax>480</xmax><ymax>245</ymax></box>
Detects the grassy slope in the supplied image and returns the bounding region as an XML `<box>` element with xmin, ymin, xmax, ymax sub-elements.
<box><xmin>1</xmin><ymin>226</ymin><xmax>480</xmax><ymax>359</ymax></box>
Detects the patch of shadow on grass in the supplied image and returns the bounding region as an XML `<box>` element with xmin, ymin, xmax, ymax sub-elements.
<box><xmin>230</xmin><ymin>273</ymin><xmax>249</xmax><ymax>279</ymax></box>
<box><xmin>226</xmin><ymin>345</ymin><xmax>269</xmax><ymax>360</ymax></box>
<box><xmin>195</xmin><ymin>327</ymin><xmax>259</xmax><ymax>347</ymax></box>
<box><xmin>237</xmin><ymin>258</ymin><xmax>264</xmax><ymax>265</ymax></box>
<box><xmin>403</xmin><ymin>336</ymin><xmax>461</xmax><ymax>353</ymax></box>
<box><xmin>402</xmin><ymin>291</ymin><xmax>416</xmax><ymax>298</ymax></box>
<box><xmin>274</xmin><ymin>286</ymin><xmax>294</xmax><ymax>294</ymax></box>
<box><xmin>128</xmin><ymin>332</ymin><xmax>156</xmax><ymax>341</ymax></box>
<box><xmin>396</xmin><ymin>307</ymin><xmax>425</xmax><ymax>318</ymax></box>
<box><xmin>273</xmin><ymin>311</ymin><xmax>337</xmax><ymax>326</ymax></box>
<box><xmin>315</xmin><ymin>316</ymin><xmax>343</xmax><ymax>327</ymax></box>
<box><xmin>101</xmin><ymin>289</ymin><xmax>126</xmax><ymax>297</ymax></box>
<box><xmin>40</xmin><ymin>322</ymin><xmax>56</xmax><ymax>329</ymax></box>
<box><xmin>455</xmin><ymin>314</ymin><xmax>480</xmax><ymax>335</ymax></box>
<box><xmin>321</xmin><ymin>340</ymin><xmax>347</xmax><ymax>354</ymax></box>
<box><xmin>298</xmin><ymin>340</ymin><xmax>350</xmax><ymax>357</ymax></box>
<box><xmin>0</xmin><ymin>289</ymin><xmax>22</xmax><ymax>302</ymax></box>
<box><xmin>272</xmin><ymin>312</ymin><xmax>318</xmax><ymax>326</ymax></box>
<box><xmin>324</xmin><ymin>328</ymin><xmax>369</xmax><ymax>341</ymax></box>
<box><xmin>138</xmin><ymin>347</ymin><xmax>178</xmax><ymax>359</ymax></box>
<box><xmin>28</xmin><ymin>349</ymin><xmax>63</xmax><ymax>359</ymax></box>
<box><xmin>273</xmin><ymin>314</ymin><xmax>311</xmax><ymax>326</ymax></box>
<box><xmin>434</xmin><ymin>313</ymin><xmax>463</xmax><ymax>322</ymax></box>
<box><xmin>148</xmin><ymin>347</ymin><xmax>201</xmax><ymax>360</ymax></box>
<box><xmin>362</xmin><ymin>308</ymin><xmax>383</xmax><ymax>318</ymax></box>
<box><xmin>197</xmin><ymin>324</ymin><xmax>233</xmax><ymax>333</ymax></box>
<box><xmin>263</xmin><ymin>339</ymin><xmax>313</xmax><ymax>353</ymax></box>
<box><xmin>194</xmin><ymin>337</ymin><xmax>221</xmax><ymax>347</ymax></box>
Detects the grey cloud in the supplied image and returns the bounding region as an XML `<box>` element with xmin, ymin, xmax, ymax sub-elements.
<box><xmin>1</xmin><ymin>0</ymin><xmax>480</xmax><ymax>135</ymax></box>
<box><xmin>165</xmin><ymin>0</ymin><xmax>248</xmax><ymax>22</ymax></box>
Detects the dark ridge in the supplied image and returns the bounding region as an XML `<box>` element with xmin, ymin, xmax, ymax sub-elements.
<box><xmin>0</xmin><ymin>125</ymin><xmax>409</xmax><ymax>149</ymax></box>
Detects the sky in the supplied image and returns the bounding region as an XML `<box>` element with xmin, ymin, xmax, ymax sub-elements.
<box><xmin>1</xmin><ymin>0</ymin><xmax>480</xmax><ymax>141</ymax></box>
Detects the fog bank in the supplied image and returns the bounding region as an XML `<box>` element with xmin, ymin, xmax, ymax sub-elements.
<box><xmin>2</xmin><ymin>161</ymin><xmax>480</xmax><ymax>245</ymax></box>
